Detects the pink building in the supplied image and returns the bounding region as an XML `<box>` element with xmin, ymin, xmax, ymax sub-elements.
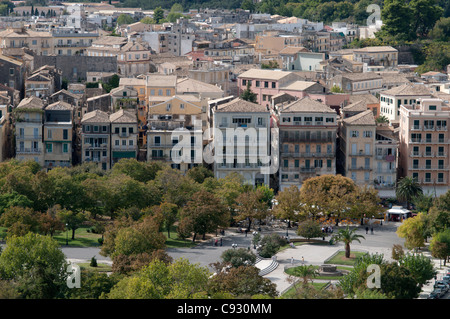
<box><xmin>399</xmin><ymin>97</ymin><xmax>450</xmax><ymax>196</ymax></box>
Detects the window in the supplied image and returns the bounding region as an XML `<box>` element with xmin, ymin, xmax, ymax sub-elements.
<box><xmin>351</xmin><ymin>130</ymin><xmax>359</xmax><ymax>138</ymax></box>
<box><xmin>93</xmin><ymin>126</ymin><xmax>99</xmax><ymax>132</ymax></box>
<box><xmin>115</xmin><ymin>140</ymin><xmax>119</xmax><ymax>146</ymax></box>
<box><xmin>129</xmin><ymin>140</ymin><xmax>134</xmax><ymax>146</ymax></box>
<box><xmin>363</xmin><ymin>131</ymin><xmax>372</xmax><ymax>138</ymax></box>
<box><xmin>63</xmin><ymin>129</ymin><xmax>68</xmax><ymax>140</ymax></box>
<box><xmin>166</xmin><ymin>89</ymin><xmax>171</xmax><ymax>96</ymax></box>
<box><xmin>47</xmin><ymin>129</ymin><xmax>52</xmax><ymax>139</ymax></box>
<box><xmin>158</xmin><ymin>89</ymin><xmax>163</xmax><ymax>96</ymax></box>
<box><xmin>429</xmin><ymin>105</ymin><xmax>437</xmax><ymax>111</ymax></box>
<box><xmin>255</xmin><ymin>81</ymin><xmax>260</xmax><ymax>87</ymax></box>
<box><xmin>46</xmin><ymin>143</ymin><xmax>52</xmax><ymax>153</ymax></box>
<box><xmin>63</xmin><ymin>144</ymin><xmax>68</xmax><ymax>153</ymax></box>
<box><xmin>180</xmin><ymin>104</ymin><xmax>184</xmax><ymax>109</ymax></box>
<box><xmin>271</xmin><ymin>82</ymin><xmax>276</xmax><ymax>89</ymax></box>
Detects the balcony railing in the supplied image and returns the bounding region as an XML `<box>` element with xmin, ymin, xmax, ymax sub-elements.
<box><xmin>281</xmin><ymin>152</ymin><xmax>334</xmax><ymax>158</ymax></box>
<box><xmin>348</xmin><ymin>166</ymin><xmax>372</xmax><ymax>171</ymax></box>
<box><xmin>16</xmin><ymin>148</ymin><xmax>42</xmax><ymax>154</ymax></box>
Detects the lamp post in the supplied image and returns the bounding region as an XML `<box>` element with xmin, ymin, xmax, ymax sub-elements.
<box><xmin>66</xmin><ymin>223</ymin><xmax>68</xmax><ymax>246</ymax></box>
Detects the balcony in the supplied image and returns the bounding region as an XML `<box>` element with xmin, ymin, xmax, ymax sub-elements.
<box><xmin>281</xmin><ymin>152</ymin><xmax>334</xmax><ymax>158</ymax></box>
<box><xmin>436</xmin><ymin>126</ymin><xmax>448</xmax><ymax>131</ymax></box>
<box><xmin>350</xmin><ymin>152</ymin><xmax>372</xmax><ymax>157</ymax></box>
<box><xmin>411</xmin><ymin>125</ymin><xmax>421</xmax><ymax>131</ymax></box>
<box><xmin>348</xmin><ymin>166</ymin><xmax>372</xmax><ymax>171</ymax></box>
<box><xmin>437</xmin><ymin>152</ymin><xmax>447</xmax><ymax>157</ymax></box>
<box><xmin>423</xmin><ymin>126</ymin><xmax>435</xmax><ymax>131</ymax></box>
<box><xmin>16</xmin><ymin>148</ymin><xmax>42</xmax><ymax>154</ymax></box>
<box><xmin>411</xmin><ymin>165</ymin><xmax>449</xmax><ymax>170</ymax></box>
<box><xmin>423</xmin><ymin>151</ymin><xmax>435</xmax><ymax>157</ymax></box>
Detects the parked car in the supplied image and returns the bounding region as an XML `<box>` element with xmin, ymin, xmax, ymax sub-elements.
<box><xmin>443</xmin><ymin>275</ymin><xmax>450</xmax><ymax>283</ymax></box>
<box><xmin>427</xmin><ymin>292</ymin><xmax>438</xmax><ymax>299</ymax></box>
<box><xmin>434</xmin><ymin>282</ymin><xmax>449</xmax><ymax>293</ymax></box>
<box><xmin>433</xmin><ymin>288</ymin><xmax>444</xmax><ymax>298</ymax></box>
<box><xmin>427</xmin><ymin>291</ymin><xmax>439</xmax><ymax>299</ymax></box>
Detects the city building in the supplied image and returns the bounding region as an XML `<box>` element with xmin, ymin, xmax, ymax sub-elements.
<box><xmin>81</xmin><ymin>109</ymin><xmax>111</xmax><ymax>170</ymax></box>
<box><xmin>212</xmin><ymin>98</ymin><xmax>271</xmax><ymax>186</ymax></box>
<box><xmin>398</xmin><ymin>97</ymin><xmax>450</xmax><ymax>195</ymax></box>
<box><xmin>278</xmin><ymin>97</ymin><xmax>338</xmax><ymax>190</ymax></box>
<box><xmin>14</xmin><ymin>96</ymin><xmax>45</xmax><ymax>166</ymax></box>
<box><xmin>110</xmin><ymin>109</ymin><xmax>138</xmax><ymax>166</ymax></box>
<box><xmin>43</xmin><ymin>101</ymin><xmax>74</xmax><ymax>169</ymax></box>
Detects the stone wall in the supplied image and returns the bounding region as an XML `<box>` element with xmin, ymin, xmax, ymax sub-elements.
<box><xmin>33</xmin><ymin>56</ymin><xmax>117</xmax><ymax>82</ymax></box>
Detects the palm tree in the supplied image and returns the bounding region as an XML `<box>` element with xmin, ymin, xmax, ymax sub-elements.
<box><xmin>333</xmin><ymin>226</ymin><xmax>365</xmax><ymax>258</ymax></box>
<box><xmin>396</xmin><ymin>176</ymin><xmax>423</xmax><ymax>209</ymax></box>
<box><xmin>291</xmin><ymin>265</ymin><xmax>319</xmax><ymax>284</ymax></box>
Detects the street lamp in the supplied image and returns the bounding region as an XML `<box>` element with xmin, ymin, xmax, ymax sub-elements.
<box><xmin>66</xmin><ymin>223</ymin><xmax>68</xmax><ymax>246</ymax></box>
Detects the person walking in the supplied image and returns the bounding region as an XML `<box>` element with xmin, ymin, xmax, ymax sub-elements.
<box><xmin>365</xmin><ymin>226</ymin><xmax>369</xmax><ymax>234</ymax></box>
<box><xmin>371</xmin><ymin>226</ymin><xmax>374</xmax><ymax>234</ymax></box>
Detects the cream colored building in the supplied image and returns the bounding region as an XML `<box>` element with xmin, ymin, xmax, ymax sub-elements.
<box><xmin>81</xmin><ymin>110</ymin><xmax>111</xmax><ymax>170</ymax></box>
<box><xmin>15</xmin><ymin>96</ymin><xmax>45</xmax><ymax>166</ymax></box>
<box><xmin>340</xmin><ymin>110</ymin><xmax>376</xmax><ymax>187</ymax></box>
<box><xmin>43</xmin><ymin>101</ymin><xmax>74</xmax><ymax>169</ymax></box>
<box><xmin>147</xmin><ymin>95</ymin><xmax>204</xmax><ymax>173</ymax></box>
<box><xmin>110</xmin><ymin>109</ymin><xmax>138</xmax><ymax>166</ymax></box>
<box><xmin>278</xmin><ymin>97</ymin><xmax>338</xmax><ymax>190</ymax></box>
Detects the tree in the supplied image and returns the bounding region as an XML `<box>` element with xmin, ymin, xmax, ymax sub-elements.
<box><xmin>331</xmin><ymin>85</ymin><xmax>344</xmax><ymax>93</ymax></box>
<box><xmin>272</xmin><ymin>185</ymin><xmax>303</xmax><ymax>226</ymax></box>
<box><xmin>0</xmin><ymin>233</ymin><xmax>68</xmax><ymax>299</ymax></box>
<box><xmin>333</xmin><ymin>226</ymin><xmax>365</xmax><ymax>258</ymax></box>
<box><xmin>396</xmin><ymin>176</ymin><xmax>423</xmax><ymax>209</ymax></box>
<box><xmin>220</xmin><ymin>248</ymin><xmax>257</xmax><ymax>268</ymax></box>
<box><xmin>0</xmin><ymin>206</ymin><xmax>40</xmax><ymax>236</ymax></box>
<box><xmin>178</xmin><ymin>190</ymin><xmax>229</xmax><ymax>242</ymax></box>
<box><xmin>170</xmin><ymin>3</ymin><xmax>183</xmax><ymax>13</ymax></box>
<box><xmin>297</xmin><ymin>220</ymin><xmax>323</xmax><ymax>241</ymax></box>
<box><xmin>68</xmin><ymin>271</ymin><xmax>119</xmax><ymax>299</ymax></box>
<box><xmin>240</xmin><ymin>81</ymin><xmax>257</xmax><ymax>103</ymax></box>
<box><xmin>430</xmin><ymin>229</ymin><xmax>450</xmax><ymax>265</ymax></box>
<box><xmin>116</xmin><ymin>13</ymin><xmax>134</xmax><ymax>25</ymax></box>
<box><xmin>153</xmin><ymin>7</ymin><xmax>164</xmax><ymax>24</ymax></box>
<box><xmin>108</xmin><ymin>258</ymin><xmax>210</xmax><ymax>299</ymax></box>
<box><xmin>398</xmin><ymin>253</ymin><xmax>437</xmax><ymax>286</ymax></box>
<box><xmin>396</xmin><ymin>213</ymin><xmax>426</xmax><ymax>251</ymax></box>
<box><xmin>208</xmin><ymin>265</ymin><xmax>277</xmax><ymax>298</ymax></box>
<box><xmin>187</xmin><ymin>166</ymin><xmax>214</xmax><ymax>184</ymax></box>
<box><xmin>410</xmin><ymin>0</ymin><xmax>443</xmax><ymax>37</ymax></box>
<box><xmin>376</xmin><ymin>115</ymin><xmax>389</xmax><ymax>124</ymax></box>
<box><xmin>429</xmin><ymin>17</ymin><xmax>450</xmax><ymax>41</ymax></box>
<box><xmin>111</xmin><ymin>158</ymin><xmax>163</xmax><ymax>183</ymax></box>
<box><xmin>241</xmin><ymin>0</ymin><xmax>255</xmax><ymax>12</ymax></box>
<box><xmin>378</xmin><ymin>0</ymin><xmax>414</xmax><ymax>41</ymax></box>
<box><xmin>234</xmin><ymin>188</ymin><xmax>269</xmax><ymax>232</ymax></box>
<box><xmin>39</xmin><ymin>205</ymin><xmax>65</xmax><ymax>237</ymax></box>
<box><xmin>258</xmin><ymin>233</ymin><xmax>287</xmax><ymax>258</ymax></box>
<box><xmin>57</xmin><ymin>209</ymin><xmax>90</xmax><ymax>240</ymax></box>
<box><xmin>101</xmin><ymin>216</ymin><xmax>166</xmax><ymax>260</ymax></box>
<box><xmin>380</xmin><ymin>262</ymin><xmax>422</xmax><ymax>299</ymax></box>
<box><xmin>299</xmin><ymin>175</ymin><xmax>357</xmax><ymax>220</ymax></box>
<box><xmin>290</xmin><ymin>265</ymin><xmax>319</xmax><ymax>285</ymax></box>
<box><xmin>152</xmin><ymin>202</ymin><xmax>178</xmax><ymax>238</ymax></box>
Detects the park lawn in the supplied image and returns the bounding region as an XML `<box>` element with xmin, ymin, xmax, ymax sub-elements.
<box><xmin>324</xmin><ymin>251</ymin><xmax>367</xmax><ymax>266</ymax></box>
<box><xmin>77</xmin><ymin>262</ymin><xmax>112</xmax><ymax>273</ymax></box>
<box><xmin>163</xmin><ymin>226</ymin><xmax>197</xmax><ymax>249</ymax></box>
<box><xmin>53</xmin><ymin>226</ymin><xmax>102</xmax><ymax>247</ymax></box>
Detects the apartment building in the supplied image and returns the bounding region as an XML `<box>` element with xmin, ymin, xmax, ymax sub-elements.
<box><xmin>374</xmin><ymin>124</ymin><xmax>398</xmax><ymax>197</ymax></box>
<box><xmin>110</xmin><ymin>109</ymin><xmax>138</xmax><ymax>166</ymax></box>
<box><xmin>380</xmin><ymin>83</ymin><xmax>432</xmax><ymax>123</ymax></box>
<box><xmin>14</xmin><ymin>96</ymin><xmax>45</xmax><ymax>166</ymax></box>
<box><xmin>398</xmin><ymin>98</ymin><xmax>450</xmax><ymax>195</ymax></box>
<box><xmin>52</xmin><ymin>29</ymin><xmax>99</xmax><ymax>56</ymax></box>
<box><xmin>43</xmin><ymin>101</ymin><xmax>74</xmax><ymax>169</ymax></box>
<box><xmin>212</xmin><ymin>98</ymin><xmax>271</xmax><ymax>187</ymax></box>
<box><xmin>81</xmin><ymin>110</ymin><xmax>111</xmax><ymax>170</ymax></box>
<box><xmin>353</xmin><ymin>46</ymin><xmax>398</xmax><ymax>70</ymax></box>
<box><xmin>340</xmin><ymin>110</ymin><xmax>377</xmax><ymax>187</ymax></box>
<box><xmin>0</xmin><ymin>94</ymin><xmax>11</xmax><ymax>161</ymax></box>
<box><xmin>237</xmin><ymin>69</ymin><xmax>302</xmax><ymax>107</ymax></box>
<box><xmin>278</xmin><ymin>97</ymin><xmax>338</xmax><ymax>190</ymax></box>
<box><xmin>330</xmin><ymin>72</ymin><xmax>383</xmax><ymax>95</ymax></box>
<box><xmin>255</xmin><ymin>34</ymin><xmax>305</xmax><ymax>56</ymax></box>
<box><xmin>147</xmin><ymin>95</ymin><xmax>203</xmax><ymax>173</ymax></box>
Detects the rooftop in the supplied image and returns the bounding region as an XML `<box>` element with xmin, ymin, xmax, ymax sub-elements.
<box><xmin>281</xmin><ymin>97</ymin><xmax>335</xmax><ymax>114</ymax></box>
<box><xmin>215</xmin><ymin>98</ymin><xmax>269</xmax><ymax>113</ymax></box>
<box><xmin>343</xmin><ymin>109</ymin><xmax>376</xmax><ymax>126</ymax></box>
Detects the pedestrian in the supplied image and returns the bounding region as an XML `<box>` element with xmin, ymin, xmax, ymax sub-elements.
<box><xmin>365</xmin><ymin>226</ymin><xmax>369</xmax><ymax>234</ymax></box>
<box><xmin>291</xmin><ymin>257</ymin><xmax>294</xmax><ymax>265</ymax></box>
<box><xmin>220</xmin><ymin>238</ymin><xmax>222</xmax><ymax>246</ymax></box>
<box><xmin>301</xmin><ymin>256</ymin><xmax>304</xmax><ymax>265</ymax></box>
<box><xmin>215</xmin><ymin>238</ymin><xmax>218</xmax><ymax>246</ymax></box>
<box><xmin>371</xmin><ymin>226</ymin><xmax>373</xmax><ymax>234</ymax></box>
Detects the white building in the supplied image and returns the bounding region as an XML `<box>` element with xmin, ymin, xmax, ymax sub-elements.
<box><xmin>211</xmin><ymin>98</ymin><xmax>271</xmax><ymax>186</ymax></box>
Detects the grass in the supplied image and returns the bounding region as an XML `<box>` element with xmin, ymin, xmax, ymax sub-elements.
<box><xmin>53</xmin><ymin>226</ymin><xmax>102</xmax><ymax>247</ymax></box>
<box><xmin>324</xmin><ymin>251</ymin><xmax>368</xmax><ymax>266</ymax></box>
<box><xmin>163</xmin><ymin>226</ymin><xmax>198</xmax><ymax>249</ymax></box>
<box><xmin>285</xmin><ymin>265</ymin><xmax>353</xmax><ymax>280</ymax></box>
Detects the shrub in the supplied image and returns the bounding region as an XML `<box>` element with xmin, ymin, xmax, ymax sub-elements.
<box><xmin>258</xmin><ymin>233</ymin><xmax>287</xmax><ymax>258</ymax></box>
<box><xmin>90</xmin><ymin>256</ymin><xmax>98</xmax><ymax>267</ymax></box>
